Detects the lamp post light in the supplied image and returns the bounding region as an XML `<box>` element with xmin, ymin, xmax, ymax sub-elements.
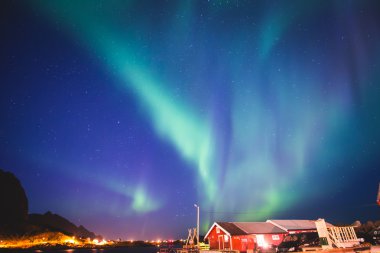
<box><xmin>194</xmin><ymin>204</ymin><xmax>200</xmax><ymax>248</ymax></box>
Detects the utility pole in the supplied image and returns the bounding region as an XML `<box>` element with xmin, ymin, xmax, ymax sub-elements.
<box><xmin>194</xmin><ymin>204</ymin><xmax>200</xmax><ymax>248</ymax></box>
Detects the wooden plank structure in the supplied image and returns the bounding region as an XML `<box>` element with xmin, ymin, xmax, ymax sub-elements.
<box><xmin>328</xmin><ymin>226</ymin><xmax>359</xmax><ymax>248</ymax></box>
<box><xmin>315</xmin><ymin>219</ymin><xmax>360</xmax><ymax>249</ymax></box>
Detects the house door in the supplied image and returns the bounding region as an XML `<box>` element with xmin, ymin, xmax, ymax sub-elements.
<box><xmin>218</xmin><ymin>235</ymin><xmax>230</xmax><ymax>250</ymax></box>
<box><xmin>241</xmin><ymin>238</ymin><xmax>248</xmax><ymax>252</ymax></box>
<box><xmin>218</xmin><ymin>235</ymin><xmax>224</xmax><ymax>250</ymax></box>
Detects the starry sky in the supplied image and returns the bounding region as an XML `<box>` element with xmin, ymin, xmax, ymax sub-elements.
<box><xmin>1</xmin><ymin>0</ymin><xmax>380</xmax><ymax>240</ymax></box>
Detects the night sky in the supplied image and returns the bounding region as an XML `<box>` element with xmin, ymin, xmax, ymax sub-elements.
<box><xmin>1</xmin><ymin>0</ymin><xmax>380</xmax><ymax>240</ymax></box>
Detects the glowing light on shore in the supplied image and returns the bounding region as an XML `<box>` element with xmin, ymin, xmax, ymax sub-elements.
<box><xmin>64</xmin><ymin>239</ymin><xmax>76</xmax><ymax>244</ymax></box>
<box><xmin>92</xmin><ymin>238</ymin><xmax>107</xmax><ymax>245</ymax></box>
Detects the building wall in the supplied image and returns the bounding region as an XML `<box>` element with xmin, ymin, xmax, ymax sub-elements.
<box><xmin>231</xmin><ymin>235</ymin><xmax>255</xmax><ymax>252</ymax></box>
<box><xmin>206</xmin><ymin>225</ymin><xmax>286</xmax><ymax>252</ymax></box>
<box><xmin>259</xmin><ymin>233</ymin><xmax>286</xmax><ymax>247</ymax></box>
<box><xmin>232</xmin><ymin>234</ymin><xmax>285</xmax><ymax>252</ymax></box>
<box><xmin>207</xmin><ymin>225</ymin><xmax>230</xmax><ymax>250</ymax></box>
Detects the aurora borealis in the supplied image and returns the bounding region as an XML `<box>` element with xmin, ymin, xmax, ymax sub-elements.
<box><xmin>1</xmin><ymin>0</ymin><xmax>380</xmax><ymax>239</ymax></box>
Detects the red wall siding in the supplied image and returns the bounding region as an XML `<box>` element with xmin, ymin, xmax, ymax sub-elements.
<box><xmin>262</xmin><ymin>233</ymin><xmax>286</xmax><ymax>246</ymax></box>
<box><xmin>208</xmin><ymin>230</ymin><xmax>256</xmax><ymax>251</ymax></box>
<box><xmin>233</xmin><ymin>234</ymin><xmax>285</xmax><ymax>252</ymax></box>
<box><xmin>207</xmin><ymin>225</ymin><xmax>229</xmax><ymax>250</ymax></box>
<box><xmin>207</xmin><ymin>225</ymin><xmax>286</xmax><ymax>252</ymax></box>
<box><xmin>231</xmin><ymin>235</ymin><xmax>256</xmax><ymax>252</ymax></box>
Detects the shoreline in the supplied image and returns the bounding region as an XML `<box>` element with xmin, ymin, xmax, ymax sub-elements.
<box><xmin>0</xmin><ymin>242</ymin><xmax>158</xmax><ymax>251</ymax></box>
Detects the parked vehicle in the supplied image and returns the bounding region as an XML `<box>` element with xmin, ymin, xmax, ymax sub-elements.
<box><xmin>277</xmin><ymin>233</ymin><xmax>319</xmax><ymax>252</ymax></box>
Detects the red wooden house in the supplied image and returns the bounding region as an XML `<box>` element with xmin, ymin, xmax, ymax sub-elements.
<box><xmin>204</xmin><ymin>222</ymin><xmax>287</xmax><ymax>252</ymax></box>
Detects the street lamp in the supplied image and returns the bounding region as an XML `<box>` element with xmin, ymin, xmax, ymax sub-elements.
<box><xmin>194</xmin><ymin>204</ymin><xmax>200</xmax><ymax>248</ymax></box>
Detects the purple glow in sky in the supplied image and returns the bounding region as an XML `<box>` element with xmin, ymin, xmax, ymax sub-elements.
<box><xmin>1</xmin><ymin>0</ymin><xmax>380</xmax><ymax>239</ymax></box>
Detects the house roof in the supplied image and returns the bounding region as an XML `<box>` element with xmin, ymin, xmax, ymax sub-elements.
<box><xmin>204</xmin><ymin>221</ymin><xmax>286</xmax><ymax>239</ymax></box>
<box><xmin>217</xmin><ymin>222</ymin><xmax>247</xmax><ymax>236</ymax></box>
<box><xmin>204</xmin><ymin>222</ymin><xmax>242</xmax><ymax>239</ymax></box>
<box><xmin>205</xmin><ymin>219</ymin><xmax>335</xmax><ymax>240</ymax></box>
<box><xmin>234</xmin><ymin>222</ymin><xmax>287</xmax><ymax>234</ymax></box>
<box><xmin>267</xmin><ymin>220</ymin><xmax>333</xmax><ymax>231</ymax></box>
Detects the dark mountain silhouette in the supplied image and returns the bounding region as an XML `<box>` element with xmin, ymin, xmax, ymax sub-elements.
<box><xmin>0</xmin><ymin>169</ymin><xmax>28</xmax><ymax>234</ymax></box>
<box><xmin>29</xmin><ymin>211</ymin><xmax>96</xmax><ymax>239</ymax></box>
<box><xmin>0</xmin><ymin>168</ymin><xmax>97</xmax><ymax>239</ymax></box>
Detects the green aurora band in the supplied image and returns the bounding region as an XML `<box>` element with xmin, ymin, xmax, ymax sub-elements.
<box><xmin>31</xmin><ymin>0</ymin><xmax>378</xmax><ymax>233</ymax></box>
<box><xmin>35</xmin><ymin>0</ymin><xmax>216</xmax><ymax>216</ymax></box>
